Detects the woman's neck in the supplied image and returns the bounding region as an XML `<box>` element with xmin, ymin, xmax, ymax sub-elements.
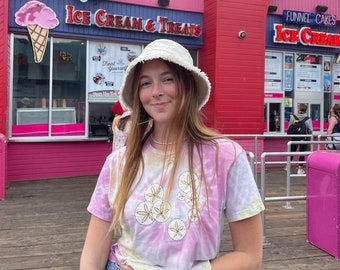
<box><xmin>150</xmin><ymin>134</ymin><xmax>176</xmax><ymax>145</ymax></box>
<box><xmin>149</xmin><ymin>129</ymin><xmax>177</xmax><ymax>150</ymax></box>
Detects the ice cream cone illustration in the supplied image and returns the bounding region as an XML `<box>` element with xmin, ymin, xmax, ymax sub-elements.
<box><xmin>15</xmin><ymin>1</ymin><xmax>59</xmax><ymax>63</ymax></box>
<box><xmin>27</xmin><ymin>24</ymin><xmax>49</xmax><ymax>63</ymax></box>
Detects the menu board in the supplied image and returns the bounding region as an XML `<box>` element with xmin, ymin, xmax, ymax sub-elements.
<box><xmin>265</xmin><ymin>52</ymin><xmax>283</xmax><ymax>91</ymax></box>
<box><xmin>323</xmin><ymin>56</ymin><xmax>331</xmax><ymax>92</ymax></box>
<box><xmin>88</xmin><ymin>41</ymin><xmax>142</xmax><ymax>102</ymax></box>
<box><xmin>294</xmin><ymin>54</ymin><xmax>322</xmax><ymax>92</ymax></box>
<box><xmin>284</xmin><ymin>54</ymin><xmax>293</xmax><ymax>91</ymax></box>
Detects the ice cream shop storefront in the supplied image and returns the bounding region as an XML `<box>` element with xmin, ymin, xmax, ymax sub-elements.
<box><xmin>3</xmin><ymin>0</ymin><xmax>204</xmax><ymax>189</ymax></box>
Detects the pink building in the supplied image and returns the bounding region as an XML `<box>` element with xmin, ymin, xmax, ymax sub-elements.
<box><xmin>1</xmin><ymin>0</ymin><xmax>340</xmax><ymax>199</ymax></box>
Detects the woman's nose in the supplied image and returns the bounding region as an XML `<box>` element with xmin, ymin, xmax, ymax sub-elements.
<box><xmin>151</xmin><ymin>81</ymin><xmax>163</xmax><ymax>96</ymax></box>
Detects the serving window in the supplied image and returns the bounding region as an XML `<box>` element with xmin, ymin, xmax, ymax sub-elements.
<box><xmin>10</xmin><ymin>35</ymin><xmax>199</xmax><ymax>140</ymax></box>
<box><xmin>11</xmin><ymin>35</ymin><xmax>86</xmax><ymax>138</ymax></box>
<box><xmin>264</xmin><ymin>50</ymin><xmax>333</xmax><ymax>134</ymax></box>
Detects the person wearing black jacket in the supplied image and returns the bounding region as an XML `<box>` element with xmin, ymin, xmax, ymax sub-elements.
<box><xmin>287</xmin><ymin>103</ymin><xmax>313</xmax><ymax>174</ymax></box>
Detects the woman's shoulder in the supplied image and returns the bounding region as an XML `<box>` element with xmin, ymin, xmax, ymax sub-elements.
<box><xmin>203</xmin><ymin>137</ymin><xmax>244</xmax><ymax>154</ymax></box>
<box><xmin>329</xmin><ymin>116</ymin><xmax>339</xmax><ymax>123</ymax></box>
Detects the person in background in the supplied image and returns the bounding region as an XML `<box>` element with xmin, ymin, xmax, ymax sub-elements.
<box><xmin>111</xmin><ymin>101</ymin><xmax>124</xmax><ymax>131</ymax></box>
<box><xmin>112</xmin><ymin>110</ymin><xmax>132</xmax><ymax>152</ymax></box>
<box><xmin>326</xmin><ymin>104</ymin><xmax>340</xmax><ymax>150</ymax></box>
<box><xmin>287</xmin><ymin>103</ymin><xmax>313</xmax><ymax>174</ymax></box>
<box><xmin>110</xmin><ymin>101</ymin><xmax>131</xmax><ymax>151</ymax></box>
<box><xmin>80</xmin><ymin>39</ymin><xmax>265</xmax><ymax>270</ymax></box>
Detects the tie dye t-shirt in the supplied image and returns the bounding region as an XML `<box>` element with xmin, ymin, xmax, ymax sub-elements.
<box><xmin>88</xmin><ymin>138</ymin><xmax>264</xmax><ymax>269</ymax></box>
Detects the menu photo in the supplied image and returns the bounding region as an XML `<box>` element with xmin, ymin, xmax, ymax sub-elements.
<box><xmin>88</xmin><ymin>42</ymin><xmax>142</xmax><ymax>102</ymax></box>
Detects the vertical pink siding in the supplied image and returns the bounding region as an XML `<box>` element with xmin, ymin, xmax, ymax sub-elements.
<box><xmin>7</xmin><ymin>141</ymin><xmax>112</xmax><ymax>181</ymax></box>
<box><xmin>0</xmin><ymin>0</ymin><xmax>8</xmax><ymax>134</ymax></box>
<box><xmin>201</xmin><ymin>0</ymin><xmax>269</xmax><ymax>135</ymax></box>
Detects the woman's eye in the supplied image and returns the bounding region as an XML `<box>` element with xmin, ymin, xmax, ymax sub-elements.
<box><xmin>163</xmin><ymin>77</ymin><xmax>174</xmax><ymax>83</ymax></box>
<box><xmin>140</xmin><ymin>81</ymin><xmax>151</xmax><ymax>88</ymax></box>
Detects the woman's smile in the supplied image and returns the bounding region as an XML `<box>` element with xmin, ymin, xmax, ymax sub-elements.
<box><xmin>152</xmin><ymin>101</ymin><xmax>171</xmax><ymax>109</ymax></box>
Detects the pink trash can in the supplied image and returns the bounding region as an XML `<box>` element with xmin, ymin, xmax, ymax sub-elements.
<box><xmin>306</xmin><ymin>150</ymin><xmax>340</xmax><ymax>259</ymax></box>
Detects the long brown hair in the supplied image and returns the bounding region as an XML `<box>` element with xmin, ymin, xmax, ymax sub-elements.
<box><xmin>332</xmin><ymin>104</ymin><xmax>340</xmax><ymax>118</ymax></box>
<box><xmin>110</xmin><ymin>60</ymin><xmax>222</xmax><ymax>233</ymax></box>
<box><xmin>117</xmin><ymin>116</ymin><xmax>130</xmax><ymax>131</ymax></box>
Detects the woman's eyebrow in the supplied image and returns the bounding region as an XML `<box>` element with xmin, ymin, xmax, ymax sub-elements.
<box><xmin>139</xmin><ymin>71</ymin><xmax>173</xmax><ymax>79</ymax></box>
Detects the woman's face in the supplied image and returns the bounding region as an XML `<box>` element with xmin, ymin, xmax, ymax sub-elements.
<box><xmin>138</xmin><ymin>59</ymin><xmax>179</xmax><ymax>125</ymax></box>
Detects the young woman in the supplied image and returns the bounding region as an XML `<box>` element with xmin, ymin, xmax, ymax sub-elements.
<box><xmin>326</xmin><ymin>104</ymin><xmax>340</xmax><ymax>150</ymax></box>
<box><xmin>80</xmin><ymin>39</ymin><xmax>265</xmax><ymax>270</ymax></box>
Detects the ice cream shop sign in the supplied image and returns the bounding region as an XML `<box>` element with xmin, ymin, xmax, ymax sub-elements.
<box><xmin>14</xmin><ymin>1</ymin><xmax>201</xmax><ymax>63</ymax></box>
<box><xmin>65</xmin><ymin>5</ymin><xmax>201</xmax><ymax>38</ymax></box>
<box><xmin>273</xmin><ymin>10</ymin><xmax>340</xmax><ymax>49</ymax></box>
<box><xmin>274</xmin><ymin>24</ymin><xmax>340</xmax><ymax>48</ymax></box>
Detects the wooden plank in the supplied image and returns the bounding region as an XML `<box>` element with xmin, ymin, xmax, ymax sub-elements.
<box><xmin>0</xmin><ymin>170</ymin><xmax>340</xmax><ymax>269</ymax></box>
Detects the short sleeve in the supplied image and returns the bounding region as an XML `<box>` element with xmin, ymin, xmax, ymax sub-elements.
<box><xmin>87</xmin><ymin>154</ymin><xmax>113</xmax><ymax>222</ymax></box>
<box><xmin>225</xmin><ymin>151</ymin><xmax>265</xmax><ymax>222</ymax></box>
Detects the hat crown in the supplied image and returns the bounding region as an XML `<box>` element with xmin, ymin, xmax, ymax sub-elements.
<box><xmin>141</xmin><ymin>39</ymin><xmax>193</xmax><ymax>66</ymax></box>
<box><xmin>120</xmin><ymin>39</ymin><xmax>211</xmax><ymax>110</ymax></box>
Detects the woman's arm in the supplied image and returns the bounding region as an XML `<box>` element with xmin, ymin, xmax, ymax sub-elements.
<box><xmin>327</xmin><ymin>116</ymin><xmax>337</xmax><ymax>134</ymax></box>
<box><xmin>80</xmin><ymin>215</ymin><xmax>113</xmax><ymax>270</ymax></box>
<box><xmin>210</xmin><ymin>214</ymin><xmax>263</xmax><ymax>270</ymax></box>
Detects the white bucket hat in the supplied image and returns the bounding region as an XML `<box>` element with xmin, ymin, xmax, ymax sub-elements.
<box><xmin>120</xmin><ymin>39</ymin><xmax>211</xmax><ymax>110</ymax></box>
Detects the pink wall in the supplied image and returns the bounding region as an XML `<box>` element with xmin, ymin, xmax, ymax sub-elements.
<box><xmin>7</xmin><ymin>141</ymin><xmax>112</xmax><ymax>181</ymax></box>
<box><xmin>109</xmin><ymin>0</ymin><xmax>204</xmax><ymax>13</ymax></box>
<box><xmin>201</xmin><ymin>0</ymin><xmax>269</xmax><ymax>134</ymax></box>
<box><xmin>269</xmin><ymin>0</ymin><xmax>340</xmax><ymax>17</ymax></box>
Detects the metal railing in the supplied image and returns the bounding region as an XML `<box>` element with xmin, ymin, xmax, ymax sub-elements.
<box><xmin>260</xmin><ymin>151</ymin><xmax>310</xmax><ymax>244</ymax></box>
<box><xmin>224</xmin><ymin>133</ymin><xmax>313</xmax><ymax>185</ymax></box>
<box><xmin>224</xmin><ymin>133</ymin><xmax>338</xmax><ymax>244</ymax></box>
<box><xmin>246</xmin><ymin>151</ymin><xmax>255</xmax><ymax>176</ymax></box>
<box><xmin>260</xmin><ymin>139</ymin><xmax>340</xmax><ymax>244</ymax></box>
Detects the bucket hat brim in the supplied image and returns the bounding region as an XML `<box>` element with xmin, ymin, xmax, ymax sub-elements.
<box><xmin>120</xmin><ymin>39</ymin><xmax>211</xmax><ymax>110</ymax></box>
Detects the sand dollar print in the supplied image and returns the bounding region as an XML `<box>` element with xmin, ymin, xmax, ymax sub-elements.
<box><xmin>168</xmin><ymin>219</ymin><xmax>187</xmax><ymax>241</ymax></box>
<box><xmin>145</xmin><ymin>184</ymin><xmax>163</xmax><ymax>203</ymax></box>
<box><xmin>188</xmin><ymin>208</ymin><xmax>200</xmax><ymax>222</ymax></box>
<box><xmin>153</xmin><ymin>200</ymin><xmax>171</xmax><ymax>222</ymax></box>
<box><xmin>177</xmin><ymin>191</ymin><xmax>186</xmax><ymax>201</ymax></box>
<box><xmin>178</xmin><ymin>172</ymin><xmax>192</xmax><ymax>193</ymax></box>
<box><xmin>178</xmin><ymin>172</ymin><xmax>200</xmax><ymax>193</ymax></box>
<box><xmin>184</xmin><ymin>190</ymin><xmax>194</xmax><ymax>206</ymax></box>
<box><xmin>135</xmin><ymin>201</ymin><xmax>155</xmax><ymax>225</ymax></box>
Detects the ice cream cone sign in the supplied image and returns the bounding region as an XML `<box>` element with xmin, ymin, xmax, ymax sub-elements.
<box><xmin>15</xmin><ymin>1</ymin><xmax>59</xmax><ymax>63</ymax></box>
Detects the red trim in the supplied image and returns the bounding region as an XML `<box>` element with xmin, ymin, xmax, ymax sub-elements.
<box><xmin>0</xmin><ymin>0</ymin><xmax>9</xmax><ymax>134</ymax></box>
